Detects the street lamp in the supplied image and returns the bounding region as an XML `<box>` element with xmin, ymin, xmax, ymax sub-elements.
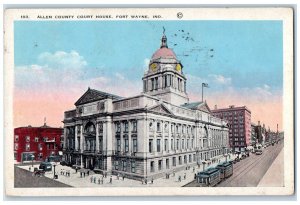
<box><xmin>53</xmin><ymin>164</ymin><xmax>56</xmax><ymax>179</ymax></box>
<box><xmin>202</xmin><ymin>161</ymin><xmax>206</xmax><ymax>171</ymax></box>
<box><xmin>30</xmin><ymin>154</ymin><xmax>34</xmax><ymax>167</ymax></box>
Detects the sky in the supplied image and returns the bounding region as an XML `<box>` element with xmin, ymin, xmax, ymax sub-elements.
<box><xmin>14</xmin><ymin>20</ymin><xmax>283</xmax><ymax>131</ymax></box>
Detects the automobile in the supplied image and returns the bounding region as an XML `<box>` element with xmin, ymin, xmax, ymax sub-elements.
<box><xmin>60</xmin><ymin>161</ymin><xmax>67</xmax><ymax>166</ymax></box>
<box><xmin>32</xmin><ymin>169</ymin><xmax>45</xmax><ymax>177</ymax></box>
<box><xmin>39</xmin><ymin>162</ymin><xmax>52</xmax><ymax>171</ymax></box>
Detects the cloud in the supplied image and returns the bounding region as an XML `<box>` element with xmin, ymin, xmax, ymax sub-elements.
<box><xmin>209</xmin><ymin>74</ymin><xmax>232</xmax><ymax>85</ymax></box>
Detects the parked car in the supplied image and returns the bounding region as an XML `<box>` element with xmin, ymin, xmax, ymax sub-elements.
<box><xmin>39</xmin><ymin>162</ymin><xmax>52</xmax><ymax>171</ymax></box>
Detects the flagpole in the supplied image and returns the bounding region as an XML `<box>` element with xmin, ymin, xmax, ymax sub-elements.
<box><xmin>202</xmin><ymin>83</ymin><xmax>204</xmax><ymax>102</ymax></box>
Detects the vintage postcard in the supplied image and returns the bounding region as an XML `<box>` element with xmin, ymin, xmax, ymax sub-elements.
<box><xmin>4</xmin><ymin>8</ymin><xmax>294</xmax><ymax>196</ymax></box>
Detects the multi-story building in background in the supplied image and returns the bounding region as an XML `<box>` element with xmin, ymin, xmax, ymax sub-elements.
<box><xmin>63</xmin><ymin>32</ymin><xmax>230</xmax><ymax>180</ymax></box>
<box><xmin>14</xmin><ymin>123</ymin><xmax>64</xmax><ymax>163</ymax></box>
<box><xmin>212</xmin><ymin>105</ymin><xmax>251</xmax><ymax>152</ymax></box>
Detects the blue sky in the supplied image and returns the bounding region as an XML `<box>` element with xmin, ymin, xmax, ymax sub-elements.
<box><xmin>14</xmin><ymin>20</ymin><xmax>283</xmax><ymax>91</ymax></box>
<box><xmin>14</xmin><ymin>20</ymin><xmax>283</xmax><ymax>130</ymax></box>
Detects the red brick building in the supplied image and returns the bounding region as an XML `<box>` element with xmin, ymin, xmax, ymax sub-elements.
<box><xmin>14</xmin><ymin>123</ymin><xmax>64</xmax><ymax>163</ymax></box>
<box><xmin>212</xmin><ymin>105</ymin><xmax>251</xmax><ymax>152</ymax></box>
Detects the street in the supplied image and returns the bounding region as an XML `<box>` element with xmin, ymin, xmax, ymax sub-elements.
<box><xmin>14</xmin><ymin>165</ymin><xmax>71</xmax><ymax>188</ymax></box>
<box><xmin>184</xmin><ymin>141</ymin><xmax>283</xmax><ymax>187</ymax></box>
<box><xmin>217</xmin><ymin>141</ymin><xmax>283</xmax><ymax>187</ymax></box>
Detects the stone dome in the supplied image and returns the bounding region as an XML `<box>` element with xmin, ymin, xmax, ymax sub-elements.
<box><xmin>151</xmin><ymin>47</ymin><xmax>177</xmax><ymax>60</ymax></box>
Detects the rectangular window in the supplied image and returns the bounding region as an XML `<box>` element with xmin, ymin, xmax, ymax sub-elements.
<box><xmin>157</xmin><ymin>122</ymin><xmax>161</xmax><ymax>132</ymax></box>
<box><xmin>116</xmin><ymin>123</ymin><xmax>121</xmax><ymax>133</ymax></box>
<box><xmin>14</xmin><ymin>143</ymin><xmax>18</xmax><ymax>150</ymax></box>
<box><xmin>172</xmin><ymin>157</ymin><xmax>176</xmax><ymax>166</ymax></box>
<box><xmin>15</xmin><ymin>135</ymin><xmax>19</xmax><ymax>142</ymax></box>
<box><xmin>193</xmin><ymin>154</ymin><xmax>196</xmax><ymax>162</ymax></box>
<box><xmin>187</xmin><ymin>139</ymin><xmax>189</xmax><ymax>149</ymax></box>
<box><xmin>132</xmin><ymin>138</ymin><xmax>137</xmax><ymax>152</ymax></box>
<box><xmin>189</xmin><ymin>155</ymin><xmax>192</xmax><ymax>162</ymax></box>
<box><xmin>115</xmin><ymin>161</ymin><xmax>119</xmax><ymax>170</ymax></box>
<box><xmin>155</xmin><ymin>77</ymin><xmax>158</xmax><ymax>90</ymax></box>
<box><xmin>117</xmin><ymin>138</ymin><xmax>121</xmax><ymax>152</ymax></box>
<box><xmin>176</xmin><ymin>139</ymin><xmax>179</xmax><ymax>150</ymax></box>
<box><xmin>124</xmin><ymin>138</ymin><xmax>129</xmax><ymax>152</ymax></box>
<box><xmin>26</xmin><ymin>136</ymin><xmax>30</xmax><ymax>142</ymax></box>
<box><xmin>151</xmin><ymin>78</ymin><xmax>154</xmax><ymax>91</ymax></box>
<box><xmin>179</xmin><ymin>156</ymin><xmax>182</xmax><ymax>165</ymax></box>
<box><xmin>124</xmin><ymin>122</ymin><xmax>129</xmax><ymax>132</ymax></box>
<box><xmin>25</xmin><ymin>143</ymin><xmax>30</xmax><ymax>151</ymax></box>
<box><xmin>166</xmin><ymin>159</ymin><xmax>169</xmax><ymax>169</ymax></box>
<box><xmin>122</xmin><ymin>160</ymin><xmax>127</xmax><ymax>171</ymax></box>
<box><xmin>184</xmin><ymin>155</ymin><xmax>187</xmax><ymax>164</ymax></box>
<box><xmin>191</xmin><ymin>139</ymin><xmax>194</xmax><ymax>148</ymax></box>
<box><xmin>171</xmin><ymin>139</ymin><xmax>174</xmax><ymax>150</ymax></box>
<box><xmin>43</xmin><ymin>137</ymin><xmax>48</xmax><ymax>142</ymax></box>
<box><xmin>131</xmin><ymin>160</ymin><xmax>136</xmax><ymax>173</ymax></box>
<box><xmin>164</xmin><ymin>139</ymin><xmax>168</xmax><ymax>151</ymax></box>
<box><xmin>38</xmin><ymin>143</ymin><xmax>43</xmax><ymax>151</ymax></box>
<box><xmin>182</xmin><ymin>139</ymin><xmax>184</xmax><ymax>149</ymax></box>
<box><xmin>34</xmin><ymin>137</ymin><xmax>39</xmax><ymax>142</ymax></box>
<box><xmin>150</xmin><ymin>161</ymin><xmax>155</xmax><ymax>172</ymax></box>
<box><xmin>157</xmin><ymin>139</ymin><xmax>161</xmax><ymax>152</ymax></box>
<box><xmin>132</xmin><ymin>121</ymin><xmax>137</xmax><ymax>132</ymax></box>
<box><xmin>149</xmin><ymin>139</ymin><xmax>153</xmax><ymax>153</ymax></box>
<box><xmin>158</xmin><ymin>160</ymin><xmax>162</xmax><ymax>170</ymax></box>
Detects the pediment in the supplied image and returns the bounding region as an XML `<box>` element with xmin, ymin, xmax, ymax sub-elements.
<box><xmin>197</xmin><ymin>102</ymin><xmax>211</xmax><ymax>113</ymax></box>
<box><xmin>75</xmin><ymin>88</ymin><xmax>121</xmax><ymax>106</ymax></box>
<box><xmin>149</xmin><ymin>104</ymin><xmax>173</xmax><ymax>115</ymax></box>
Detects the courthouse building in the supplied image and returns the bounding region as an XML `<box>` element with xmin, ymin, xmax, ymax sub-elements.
<box><xmin>63</xmin><ymin>32</ymin><xmax>229</xmax><ymax>180</ymax></box>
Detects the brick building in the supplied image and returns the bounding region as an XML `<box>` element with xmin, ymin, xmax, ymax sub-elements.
<box><xmin>14</xmin><ymin>123</ymin><xmax>64</xmax><ymax>163</ymax></box>
<box><xmin>212</xmin><ymin>105</ymin><xmax>251</xmax><ymax>151</ymax></box>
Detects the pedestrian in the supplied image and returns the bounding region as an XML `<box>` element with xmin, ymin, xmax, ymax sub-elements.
<box><xmin>194</xmin><ymin>173</ymin><xmax>197</xmax><ymax>179</ymax></box>
<box><xmin>84</xmin><ymin>172</ymin><xmax>86</xmax><ymax>178</ymax></box>
<box><xmin>184</xmin><ymin>173</ymin><xmax>186</xmax><ymax>180</ymax></box>
<box><xmin>109</xmin><ymin>176</ymin><xmax>112</xmax><ymax>184</ymax></box>
<box><xmin>193</xmin><ymin>167</ymin><xmax>195</xmax><ymax>172</ymax></box>
<box><xmin>75</xmin><ymin>168</ymin><xmax>78</xmax><ymax>173</ymax></box>
<box><xmin>117</xmin><ymin>173</ymin><xmax>120</xmax><ymax>180</ymax></box>
<box><xmin>145</xmin><ymin>178</ymin><xmax>148</xmax><ymax>184</ymax></box>
<box><xmin>151</xmin><ymin>177</ymin><xmax>154</xmax><ymax>184</ymax></box>
<box><xmin>122</xmin><ymin>174</ymin><xmax>125</xmax><ymax>181</ymax></box>
<box><xmin>90</xmin><ymin>176</ymin><xmax>93</xmax><ymax>183</ymax></box>
<box><xmin>80</xmin><ymin>172</ymin><xmax>82</xmax><ymax>178</ymax></box>
<box><xmin>141</xmin><ymin>178</ymin><xmax>144</xmax><ymax>184</ymax></box>
<box><xmin>94</xmin><ymin>177</ymin><xmax>96</xmax><ymax>183</ymax></box>
<box><xmin>101</xmin><ymin>176</ymin><xmax>104</xmax><ymax>184</ymax></box>
<box><xmin>178</xmin><ymin>176</ymin><xmax>181</xmax><ymax>182</ymax></box>
<box><xmin>87</xmin><ymin>170</ymin><xmax>90</xmax><ymax>176</ymax></box>
<box><xmin>98</xmin><ymin>178</ymin><xmax>100</xmax><ymax>184</ymax></box>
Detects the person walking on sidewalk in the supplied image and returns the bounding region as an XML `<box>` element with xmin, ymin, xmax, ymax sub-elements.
<box><xmin>109</xmin><ymin>176</ymin><xmax>112</xmax><ymax>184</ymax></box>
<box><xmin>90</xmin><ymin>176</ymin><xmax>93</xmax><ymax>183</ymax></box>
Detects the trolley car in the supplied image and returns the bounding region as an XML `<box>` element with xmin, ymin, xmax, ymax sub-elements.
<box><xmin>196</xmin><ymin>168</ymin><xmax>221</xmax><ymax>187</ymax></box>
<box><xmin>216</xmin><ymin>162</ymin><xmax>233</xmax><ymax>180</ymax></box>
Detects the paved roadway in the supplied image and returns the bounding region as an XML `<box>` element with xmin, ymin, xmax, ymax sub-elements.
<box><xmin>184</xmin><ymin>141</ymin><xmax>283</xmax><ymax>187</ymax></box>
<box><xmin>14</xmin><ymin>165</ymin><xmax>71</xmax><ymax>188</ymax></box>
<box><xmin>217</xmin><ymin>141</ymin><xmax>284</xmax><ymax>187</ymax></box>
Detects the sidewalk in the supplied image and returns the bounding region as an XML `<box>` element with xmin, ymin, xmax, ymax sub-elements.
<box><xmin>18</xmin><ymin>154</ymin><xmax>233</xmax><ymax>187</ymax></box>
<box><xmin>257</xmin><ymin>148</ymin><xmax>284</xmax><ymax>187</ymax></box>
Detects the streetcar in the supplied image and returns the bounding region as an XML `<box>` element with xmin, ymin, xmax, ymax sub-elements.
<box><xmin>196</xmin><ymin>168</ymin><xmax>221</xmax><ymax>187</ymax></box>
<box><xmin>254</xmin><ymin>144</ymin><xmax>263</xmax><ymax>155</ymax></box>
<box><xmin>216</xmin><ymin>162</ymin><xmax>233</xmax><ymax>180</ymax></box>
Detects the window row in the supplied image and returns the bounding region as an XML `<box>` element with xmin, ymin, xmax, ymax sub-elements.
<box><xmin>148</xmin><ymin>138</ymin><xmax>195</xmax><ymax>153</ymax></box>
<box><xmin>115</xmin><ymin>121</ymin><xmax>137</xmax><ymax>133</ymax></box>
<box><xmin>150</xmin><ymin>154</ymin><xmax>196</xmax><ymax>172</ymax></box>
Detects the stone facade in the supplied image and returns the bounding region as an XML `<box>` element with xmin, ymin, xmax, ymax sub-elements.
<box><xmin>63</xmin><ymin>32</ymin><xmax>229</xmax><ymax>180</ymax></box>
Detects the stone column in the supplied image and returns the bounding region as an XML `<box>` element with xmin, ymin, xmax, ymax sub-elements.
<box><xmin>120</xmin><ymin>121</ymin><xmax>123</xmax><ymax>152</ymax></box>
<box><xmin>75</xmin><ymin>126</ymin><xmax>78</xmax><ymax>150</ymax></box>
<box><xmin>63</xmin><ymin>127</ymin><xmax>67</xmax><ymax>149</ymax></box>
<box><xmin>80</xmin><ymin>125</ymin><xmax>84</xmax><ymax>168</ymax></box>
<box><xmin>128</xmin><ymin>120</ymin><xmax>132</xmax><ymax>153</ymax></box>
<box><xmin>105</xmin><ymin>116</ymin><xmax>113</xmax><ymax>173</ymax></box>
<box><xmin>96</xmin><ymin>122</ymin><xmax>99</xmax><ymax>152</ymax></box>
